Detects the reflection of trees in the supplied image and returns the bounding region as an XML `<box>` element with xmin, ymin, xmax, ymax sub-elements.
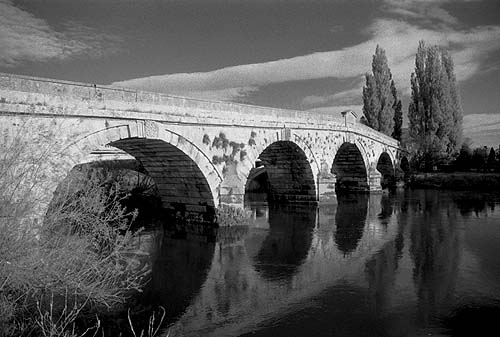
<box><xmin>453</xmin><ymin>192</ymin><xmax>495</xmax><ymax>217</ymax></box>
<box><xmin>253</xmin><ymin>204</ymin><xmax>317</xmax><ymax>280</ymax></box>
<box><xmin>213</xmin><ymin>245</ymin><xmax>251</xmax><ymax>316</ymax></box>
<box><xmin>409</xmin><ymin>190</ymin><xmax>460</xmax><ymax>326</ymax></box>
<box><xmin>334</xmin><ymin>194</ymin><xmax>368</xmax><ymax>255</ymax></box>
<box><xmin>365</xmin><ymin>195</ymin><xmax>402</xmax><ymax>312</ymax></box>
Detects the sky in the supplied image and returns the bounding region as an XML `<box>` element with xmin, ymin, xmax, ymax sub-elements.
<box><xmin>1</xmin><ymin>0</ymin><xmax>500</xmax><ymax>147</ymax></box>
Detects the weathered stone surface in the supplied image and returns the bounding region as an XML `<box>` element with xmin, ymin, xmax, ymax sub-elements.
<box><xmin>0</xmin><ymin>73</ymin><xmax>407</xmax><ymax>230</ymax></box>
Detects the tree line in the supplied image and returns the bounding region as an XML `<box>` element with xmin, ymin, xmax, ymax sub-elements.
<box><xmin>454</xmin><ymin>141</ymin><xmax>500</xmax><ymax>173</ymax></box>
<box><xmin>361</xmin><ymin>41</ymin><xmax>463</xmax><ymax>172</ymax></box>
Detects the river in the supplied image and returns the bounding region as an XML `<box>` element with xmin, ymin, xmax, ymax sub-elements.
<box><xmin>117</xmin><ymin>189</ymin><xmax>500</xmax><ymax>337</ymax></box>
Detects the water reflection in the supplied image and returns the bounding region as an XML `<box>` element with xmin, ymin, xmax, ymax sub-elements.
<box><xmin>103</xmin><ymin>189</ymin><xmax>500</xmax><ymax>337</ymax></box>
<box><xmin>453</xmin><ymin>192</ymin><xmax>496</xmax><ymax>217</ymax></box>
<box><xmin>378</xmin><ymin>193</ymin><xmax>394</xmax><ymax>224</ymax></box>
<box><xmin>365</xmin><ymin>194</ymin><xmax>402</xmax><ymax>314</ymax></box>
<box><xmin>253</xmin><ymin>204</ymin><xmax>317</xmax><ymax>281</ymax></box>
<box><xmin>334</xmin><ymin>194</ymin><xmax>368</xmax><ymax>255</ymax></box>
<box><xmin>409</xmin><ymin>190</ymin><xmax>460</xmax><ymax>327</ymax></box>
<box><xmin>128</xmin><ymin>230</ymin><xmax>215</xmax><ymax>331</ymax></box>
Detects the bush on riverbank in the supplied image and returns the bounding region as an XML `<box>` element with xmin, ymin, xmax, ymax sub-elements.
<box><xmin>409</xmin><ymin>172</ymin><xmax>500</xmax><ymax>190</ymax></box>
<box><xmin>0</xmin><ymin>127</ymin><xmax>147</xmax><ymax>336</ymax></box>
<box><xmin>215</xmin><ymin>205</ymin><xmax>251</xmax><ymax>245</ymax></box>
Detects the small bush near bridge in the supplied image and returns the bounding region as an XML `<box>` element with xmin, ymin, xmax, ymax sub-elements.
<box><xmin>0</xmin><ymin>124</ymin><xmax>148</xmax><ymax>337</ymax></box>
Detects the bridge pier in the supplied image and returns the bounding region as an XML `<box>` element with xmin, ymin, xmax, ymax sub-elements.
<box><xmin>318</xmin><ymin>173</ymin><xmax>337</xmax><ymax>199</ymax></box>
<box><xmin>368</xmin><ymin>166</ymin><xmax>383</xmax><ymax>192</ymax></box>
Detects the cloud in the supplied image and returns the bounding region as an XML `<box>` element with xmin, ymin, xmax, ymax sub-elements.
<box><xmin>306</xmin><ymin>104</ymin><xmax>364</xmax><ymax>117</ymax></box>
<box><xmin>463</xmin><ymin>114</ymin><xmax>500</xmax><ymax>147</ymax></box>
<box><xmin>383</xmin><ymin>0</ymin><xmax>460</xmax><ymax>25</ymax></box>
<box><xmin>177</xmin><ymin>86</ymin><xmax>259</xmax><ymax>102</ymax></box>
<box><xmin>113</xmin><ymin>0</ymin><xmax>500</xmax><ymax>106</ymax></box>
<box><xmin>302</xmin><ymin>87</ymin><xmax>363</xmax><ymax>107</ymax></box>
<box><xmin>0</xmin><ymin>0</ymin><xmax>120</xmax><ymax>67</ymax></box>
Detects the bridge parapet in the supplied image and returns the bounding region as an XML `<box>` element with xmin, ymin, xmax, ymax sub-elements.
<box><xmin>0</xmin><ymin>73</ymin><xmax>398</xmax><ymax>148</ymax></box>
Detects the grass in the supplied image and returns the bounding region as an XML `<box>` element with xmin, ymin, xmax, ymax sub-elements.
<box><xmin>409</xmin><ymin>171</ymin><xmax>500</xmax><ymax>190</ymax></box>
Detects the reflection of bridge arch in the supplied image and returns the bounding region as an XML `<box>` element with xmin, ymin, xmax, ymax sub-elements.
<box><xmin>252</xmin><ymin>204</ymin><xmax>317</xmax><ymax>281</ymax></box>
<box><xmin>134</xmin><ymin>234</ymin><xmax>216</xmax><ymax>332</ymax></box>
<box><xmin>334</xmin><ymin>194</ymin><xmax>369</xmax><ymax>255</ymax></box>
<box><xmin>61</xmin><ymin>123</ymin><xmax>222</xmax><ymax>222</ymax></box>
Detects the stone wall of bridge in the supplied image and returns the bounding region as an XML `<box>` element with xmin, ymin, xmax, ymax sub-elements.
<box><xmin>0</xmin><ymin>73</ymin><xmax>406</xmax><ymax>232</ymax></box>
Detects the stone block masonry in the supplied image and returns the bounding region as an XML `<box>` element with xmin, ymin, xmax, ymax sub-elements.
<box><xmin>0</xmin><ymin>72</ymin><xmax>407</xmax><ymax>235</ymax></box>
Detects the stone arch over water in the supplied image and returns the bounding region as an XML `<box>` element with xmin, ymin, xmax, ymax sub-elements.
<box><xmin>245</xmin><ymin>140</ymin><xmax>317</xmax><ymax>203</ymax></box>
<box><xmin>377</xmin><ymin>152</ymin><xmax>395</xmax><ymax>189</ymax></box>
<box><xmin>55</xmin><ymin>122</ymin><xmax>222</xmax><ymax>225</ymax></box>
<box><xmin>332</xmin><ymin>142</ymin><xmax>369</xmax><ymax>192</ymax></box>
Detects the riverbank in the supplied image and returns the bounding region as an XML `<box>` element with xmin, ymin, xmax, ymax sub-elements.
<box><xmin>409</xmin><ymin>172</ymin><xmax>500</xmax><ymax>190</ymax></box>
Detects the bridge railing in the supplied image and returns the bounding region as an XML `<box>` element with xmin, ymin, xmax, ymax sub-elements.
<box><xmin>0</xmin><ymin>72</ymin><xmax>399</xmax><ymax>148</ymax></box>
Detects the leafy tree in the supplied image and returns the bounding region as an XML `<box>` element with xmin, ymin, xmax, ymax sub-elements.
<box><xmin>454</xmin><ymin>139</ymin><xmax>472</xmax><ymax>171</ymax></box>
<box><xmin>496</xmin><ymin>146</ymin><xmax>500</xmax><ymax>172</ymax></box>
<box><xmin>472</xmin><ymin>147</ymin><xmax>487</xmax><ymax>172</ymax></box>
<box><xmin>363</xmin><ymin>45</ymin><xmax>399</xmax><ymax>137</ymax></box>
<box><xmin>487</xmin><ymin>147</ymin><xmax>496</xmax><ymax>172</ymax></box>
<box><xmin>408</xmin><ymin>41</ymin><xmax>463</xmax><ymax>171</ymax></box>
<box><xmin>391</xmin><ymin>80</ymin><xmax>403</xmax><ymax>141</ymax></box>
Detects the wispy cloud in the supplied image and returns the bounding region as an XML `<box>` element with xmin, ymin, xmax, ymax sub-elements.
<box><xmin>463</xmin><ymin>114</ymin><xmax>500</xmax><ymax>147</ymax></box>
<box><xmin>0</xmin><ymin>0</ymin><xmax>120</xmax><ymax>67</ymax></box>
<box><xmin>113</xmin><ymin>0</ymin><xmax>500</xmax><ymax>106</ymax></box>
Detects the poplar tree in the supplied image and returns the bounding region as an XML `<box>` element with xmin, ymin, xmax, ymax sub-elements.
<box><xmin>408</xmin><ymin>41</ymin><xmax>463</xmax><ymax>170</ymax></box>
<box><xmin>362</xmin><ymin>45</ymin><xmax>400</xmax><ymax>137</ymax></box>
<box><xmin>391</xmin><ymin>80</ymin><xmax>403</xmax><ymax>141</ymax></box>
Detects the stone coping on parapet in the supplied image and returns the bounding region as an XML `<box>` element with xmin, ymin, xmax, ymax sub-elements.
<box><xmin>0</xmin><ymin>72</ymin><xmax>399</xmax><ymax>147</ymax></box>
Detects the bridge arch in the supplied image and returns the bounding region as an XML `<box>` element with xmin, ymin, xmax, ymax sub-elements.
<box><xmin>60</xmin><ymin>122</ymin><xmax>222</xmax><ymax>223</ymax></box>
<box><xmin>376</xmin><ymin>152</ymin><xmax>395</xmax><ymax>189</ymax></box>
<box><xmin>332</xmin><ymin>142</ymin><xmax>369</xmax><ymax>192</ymax></box>
<box><xmin>244</xmin><ymin>139</ymin><xmax>318</xmax><ymax>203</ymax></box>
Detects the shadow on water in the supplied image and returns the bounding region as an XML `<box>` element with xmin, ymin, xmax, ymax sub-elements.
<box><xmin>99</xmin><ymin>229</ymin><xmax>215</xmax><ymax>336</ymax></box>
<box><xmin>443</xmin><ymin>302</ymin><xmax>500</xmax><ymax>336</ymax></box>
<box><xmin>334</xmin><ymin>193</ymin><xmax>368</xmax><ymax>255</ymax></box>
<box><xmin>140</xmin><ymin>233</ymin><xmax>215</xmax><ymax>319</ymax></box>
<box><xmin>252</xmin><ymin>203</ymin><xmax>317</xmax><ymax>281</ymax></box>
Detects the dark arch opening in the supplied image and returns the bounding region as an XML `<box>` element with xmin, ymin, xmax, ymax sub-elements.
<box><xmin>48</xmin><ymin>138</ymin><xmax>217</xmax><ymax>238</ymax></box>
<box><xmin>245</xmin><ymin>141</ymin><xmax>317</xmax><ymax>204</ymax></box>
<box><xmin>332</xmin><ymin>143</ymin><xmax>368</xmax><ymax>193</ymax></box>
<box><xmin>244</xmin><ymin>165</ymin><xmax>269</xmax><ymax>203</ymax></box>
<box><xmin>109</xmin><ymin>138</ymin><xmax>216</xmax><ymax>227</ymax></box>
<box><xmin>400</xmin><ymin>157</ymin><xmax>410</xmax><ymax>174</ymax></box>
<box><xmin>377</xmin><ymin>152</ymin><xmax>395</xmax><ymax>189</ymax></box>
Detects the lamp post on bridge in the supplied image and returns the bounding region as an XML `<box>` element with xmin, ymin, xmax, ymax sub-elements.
<box><xmin>340</xmin><ymin>109</ymin><xmax>358</xmax><ymax>128</ymax></box>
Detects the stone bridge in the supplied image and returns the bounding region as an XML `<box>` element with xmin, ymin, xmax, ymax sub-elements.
<box><xmin>0</xmin><ymin>73</ymin><xmax>407</xmax><ymax>227</ymax></box>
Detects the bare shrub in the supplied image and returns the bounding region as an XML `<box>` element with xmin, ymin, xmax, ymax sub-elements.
<box><xmin>0</xmin><ymin>120</ymin><xmax>147</xmax><ymax>336</ymax></box>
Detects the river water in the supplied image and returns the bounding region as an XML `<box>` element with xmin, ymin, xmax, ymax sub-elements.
<box><xmin>122</xmin><ymin>189</ymin><xmax>500</xmax><ymax>337</ymax></box>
